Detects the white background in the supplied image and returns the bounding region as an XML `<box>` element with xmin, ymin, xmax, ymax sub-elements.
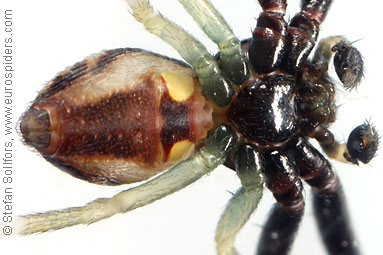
<box><xmin>1</xmin><ymin>0</ymin><xmax>382</xmax><ymax>254</ymax></box>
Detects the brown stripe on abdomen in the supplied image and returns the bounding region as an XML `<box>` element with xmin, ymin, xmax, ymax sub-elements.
<box><xmin>160</xmin><ymin>87</ymin><xmax>191</xmax><ymax>158</ymax></box>
<box><xmin>54</xmin><ymin>76</ymin><xmax>161</xmax><ymax>168</ymax></box>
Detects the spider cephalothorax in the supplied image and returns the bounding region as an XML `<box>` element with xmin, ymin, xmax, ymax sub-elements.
<box><xmin>15</xmin><ymin>0</ymin><xmax>379</xmax><ymax>255</ymax></box>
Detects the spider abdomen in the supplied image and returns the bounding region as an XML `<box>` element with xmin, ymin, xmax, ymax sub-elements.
<box><xmin>20</xmin><ymin>48</ymin><xmax>214</xmax><ymax>185</ymax></box>
<box><xmin>227</xmin><ymin>74</ymin><xmax>297</xmax><ymax>145</ymax></box>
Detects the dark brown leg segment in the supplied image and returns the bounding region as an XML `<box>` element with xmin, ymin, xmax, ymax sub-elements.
<box><xmin>313</xmin><ymin>184</ymin><xmax>361</xmax><ymax>255</ymax></box>
<box><xmin>294</xmin><ymin>137</ymin><xmax>338</xmax><ymax>191</ymax></box>
<box><xmin>249</xmin><ymin>0</ymin><xmax>287</xmax><ymax>73</ymax></box>
<box><xmin>293</xmin><ymin>137</ymin><xmax>360</xmax><ymax>255</ymax></box>
<box><xmin>256</xmin><ymin>203</ymin><xmax>304</xmax><ymax>255</ymax></box>
<box><xmin>311</xmin><ymin>126</ymin><xmax>348</xmax><ymax>163</ymax></box>
<box><xmin>258</xmin><ymin>0</ymin><xmax>287</xmax><ymax>12</ymax></box>
<box><xmin>264</xmin><ymin>150</ymin><xmax>305</xmax><ymax>215</ymax></box>
<box><xmin>258</xmin><ymin>149</ymin><xmax>305</xmax><ymax>255</ymax></box>
<box><xmin>282</xmin><ymin>0</ymin><xmax>332</xmax><ymax>74</ymax></box>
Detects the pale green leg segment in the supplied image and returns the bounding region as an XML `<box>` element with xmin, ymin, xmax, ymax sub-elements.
<box><xmin>216</xmin><ymin>143</ymin><xmax>264</xmax><ymax>255</ymax></box>
<box><xmin>313</xmin><ymin>36</ymin><xmax>346</xmax><ymax>70</ymax></box>
<box><xmin>179</xmin><ymin>0</ymin><xmax>249</xmax><ymax>85</ymax></box>
<box><xmin>9</xmin><ymin>125</ymin><xmax>237</xmax><ymax>235</ymax></box>
<box><xmin>126</xmin><ymin>0</ymin><xmax>234</xmax><ymax>106</ymax></box>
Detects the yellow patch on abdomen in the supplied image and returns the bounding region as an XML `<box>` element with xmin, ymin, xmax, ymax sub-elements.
<box><xmin>168</xmin><ymin>140</ymin><xmax>194</xmax><ymax>162</ymax></box>
<box><xmin>162</xmin><ymin>71</ymin><xmax>194</xmax><ymax>101</ymax></box>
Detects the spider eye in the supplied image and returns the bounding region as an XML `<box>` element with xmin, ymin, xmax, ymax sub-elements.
<box><xmin>332</xmin><ymin>41</ymin><xmax>364</xmax><ymax>90</ymax></box>
<box><xmin>20</xmin><ymin>107</ymin><xmax>51</xmax><ymax>149</ymax></box>
<box><xmin>345</xmin><ymin>123</ymin><xmax>379</xmax><ymax>165</ymax></box>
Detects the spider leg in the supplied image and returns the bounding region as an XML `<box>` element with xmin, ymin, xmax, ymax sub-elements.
<box><xmin>311</xmin><ymin>126</ymin><xmax>349</xmax><ymax>163</ymax></box>
<box><xmin>215</xmin><ymin>143</ymin><xmax>264</xmax><ymax>255</ymax></box>
<box><xmin>126</xmin><ymin>0</ymin><xmax>234</xmax><ymax>106</ymax></box>
<box><xmin>313</xmin><ymin>183</ymin><xmax>360</xmax><ymax>255</ymax></box>
<box><xmin>256</xmin><ymin>150</ymin><xmax>305</xmax><ymax>255</ymax></box>
<box><xmin>312</xmin><ymin>124</ymin><xmax>379</xmax><ymax>165</ymax></box>
<box><xmin>293</xmin><ymin>137</ymin><xmax>360</xmax><ymax>255</ymax></box>
<box><xmin>249</xmin><ymin>0</ymin><xmax>288</xmax><ymax>74</ymax></box>
<box><xmin>179</xmin><ymin>0</ymin><xmax>249</xmax><ymax>85</ymax></box>
<box><xmin>9</xmin><ymin>124</ymin><xmax>237</xmax><ymax>236</ymax></box>
<box><xmin>256</xmin><ymin>203</ymin><xmax>304</xmax><ymax>255</ymax></box>
<box><xmin>263</xmin><ymin>150</ymin><xmax>305</xmax><ymax>215</ymax></box>
<box><xmin>282</xmin><ymin>0</ymin><xmax>332</xmax><ymax>74</ymax></box>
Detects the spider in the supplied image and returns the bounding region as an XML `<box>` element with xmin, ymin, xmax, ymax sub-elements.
<box><xmin>8</xmin><ymin>0</ymin><xmax>380</xmax><ymax>254</ymax></box>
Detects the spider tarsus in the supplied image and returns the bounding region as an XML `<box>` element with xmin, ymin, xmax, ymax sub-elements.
<box><xmin>344</xmin><ymin>122</ymin><xmax>379</xmax><ymax>165</ymax></box>
<box><xmin>333</xmin><ymin>40</ymin><xmax>364</xmax><ymax>90</ymax></box>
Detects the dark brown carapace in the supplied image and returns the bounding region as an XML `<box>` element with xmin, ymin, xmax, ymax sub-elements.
<box><xmin>20</xmin><ymin>48</ymin><xmax>213</xmax><ymax>185</ymax></box>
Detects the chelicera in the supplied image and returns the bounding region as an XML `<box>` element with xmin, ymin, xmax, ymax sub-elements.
<box><xmin>16</xmin><ymin>0</ymin><xmax>378</xmax><ymax>254</ymax></box>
